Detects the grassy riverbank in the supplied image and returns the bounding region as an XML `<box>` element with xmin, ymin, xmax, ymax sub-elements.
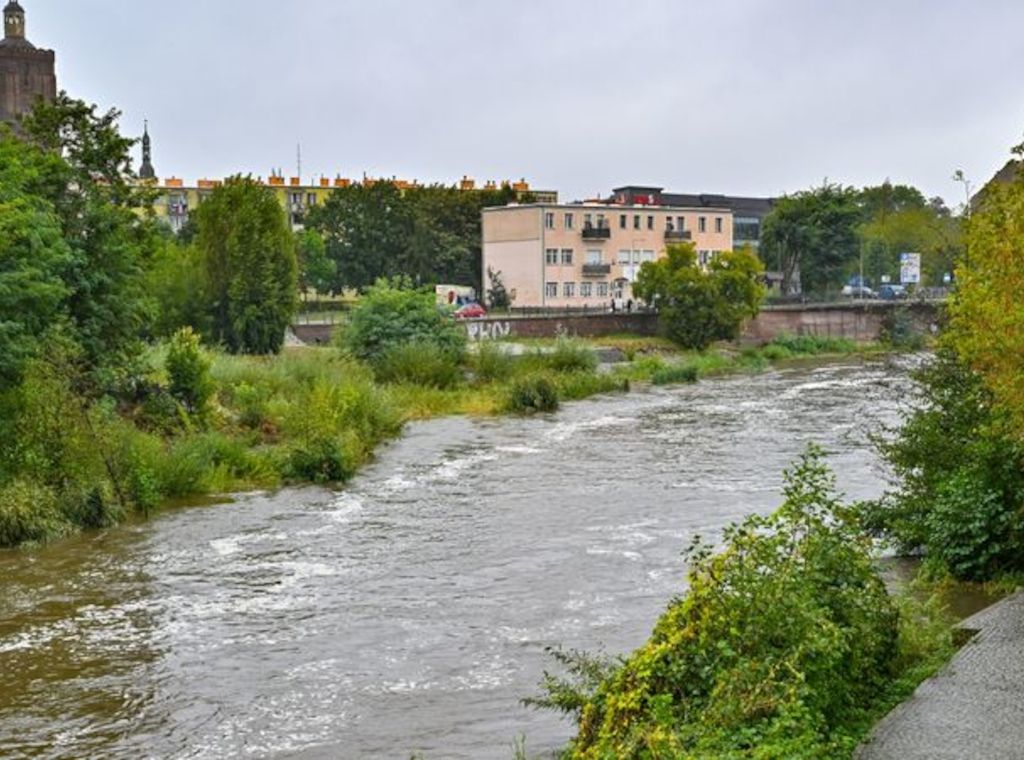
<box><xmin>0</xmin><ymin>334</ymin><xmax>885</xmax><ymax>549</ymax></box>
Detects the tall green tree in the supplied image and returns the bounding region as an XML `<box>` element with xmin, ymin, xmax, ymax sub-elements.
<box><xmin>633</xmin><ymin>243</ymin><xmax>764</xmax><ymax>350</ymax></box>
<box><xmin>1</xmin><ymin>95</ymin><xmax>157</xmax><ymax>387</ymax></box>
<box><xmin>295</xmin><ymin>229</ymin><xmax>335</xmax><ymax>297</ymax></box>
<box><xmin>195</xmin><ymin>177</ymin><xmax>298</xmax><ymax>354</ymax></box>
<box><xmin>0</xmin><ymin>131</ymin><xmax>71</xmax><ymax>388</ymax></box>
<box><xmin>760</xmin><ymin>183</ymin><xmax>861</xmax><ymax>295</ymax></box>
<box><xmin>305</xmin><ymin>181</ymin><xmax>522</xmax><ymax>294</ymax></box>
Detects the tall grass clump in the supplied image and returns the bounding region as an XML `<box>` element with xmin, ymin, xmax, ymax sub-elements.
<box><xmin>470</xmin><ymin>341</ymin><xmax>516</xmax><ymax>383</ymax></box>
<box><xmin>534</xmin><ymin>337</ymin><xmax>599</xmax><ymax>374</ymax></box>
<box><xmin>651</xmin><ymin>364</ymin><xmax>699</xmax><ymax>386</ymax></box>
<box><xmin>532</xmin><ymin>447</ymin><xmax>951</xmax><ymax>759</ymax></box>
<box><xmin>505</xmin><ymin>376</ymin><xmax>560</xmax><ymax>414</ymax></box>
<box><xmin>770</xmin><ymin>333</ymin><xmax>858</xmax><ymax>355</ymax></box>
<box><xmin>374</xmin><ymin>341</ymin><xmax>463</xmax><ymax>389</ymax></box>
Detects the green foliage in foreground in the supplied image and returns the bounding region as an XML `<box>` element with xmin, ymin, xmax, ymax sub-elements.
<box><xmin>533</xmin><ymin>448</ymin><xmax>953</xmax><ymax>759</ymax></box>
<box><xmin>863</xmin><ymin>349</ymin><xmax>1024</xmax><ymax>581</ymax></box>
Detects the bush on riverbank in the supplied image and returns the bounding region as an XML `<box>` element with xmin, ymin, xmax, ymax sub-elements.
<box><xmin>533</xmin><ymin>448</ymin><xmax>953</xmax><ymax>759</ymax></box>
<box><xmin>864</xmin><ymin>349</ymin><xmax>1024</xmax><ymax>581</ymax></box>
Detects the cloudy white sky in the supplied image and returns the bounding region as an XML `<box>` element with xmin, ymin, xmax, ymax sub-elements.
<box><xmin>22</xmin><ymin>0</ymin><xmax>1024</xmax><ymax>205</ymax></box>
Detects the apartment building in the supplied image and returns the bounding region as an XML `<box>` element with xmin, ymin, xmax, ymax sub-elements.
<box><xmin>482</xmin><ymin>202</ymin><xmax>733</xmax><ymax>309</ymax></box>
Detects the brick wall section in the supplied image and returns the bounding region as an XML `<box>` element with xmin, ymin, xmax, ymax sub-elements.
<box><xmin>292</xmin><ymin>302</ymin><xmax>943</xmax><ymax>346</ymax></box>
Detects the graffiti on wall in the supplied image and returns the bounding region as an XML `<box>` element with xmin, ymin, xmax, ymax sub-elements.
<box><xmin>465</xmin><ymin>321</ymin><xmax>512</xmax><ymax>341</ymax></box>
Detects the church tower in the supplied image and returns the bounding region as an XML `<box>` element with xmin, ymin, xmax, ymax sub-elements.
<box><xmin>139</xmin><ymin>121</ymin><xmax>156</xmax><ymax>180</ymax></box>
<box><xmin>1</xmin><ymin>1</ymin><xmax>57</xmax><ymax>123</ymax></box>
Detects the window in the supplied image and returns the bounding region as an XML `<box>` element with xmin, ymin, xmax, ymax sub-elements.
<box><xmin>619</xmin><ymin>214</ymin><xmax>627</xmax><ymax>229</ymax></box>
<box><xmin>546</xmin><ymin>282</ymin><xmax>558</xmax><ymax>298</ymax></box>
<box><xmin>561</xmin><ymin>249</ymin><xmax>574</xmax><ymax>265</ymax></box>
<box><xmin>677</xmin><ymin>216</ymin><xmax>686</xmax><ymax>231</ymax></box>
<box><xmin>699</xmin><ymin>250</ymin><xmax>714</xmax><ymax>266</ymax></box>
<box><xmin>597</xmin><ymin>282</ymin><xmax>609</xmax><ymax>297</ymax></box>
<box><xmin>586</xmin><ymin>250</ymin><xmax>602</xmax><ymax>265</ymax></box>
<box><xmin>715</xmin><ymin>217</ymin><xmax>723</xmax><ymax>233</ymax></box>
<box><xmin>641</xmin><ymin>250</ymin><xmax>656</xmax><ymax>263</ymax></box>
<box><xmin>583</xmin><ymin>213</ymin><xmax>592</xmax><ymax>228</ymax></box>
<box><xmin>699</xmin><ymin>216</ymin><xmax>707</xmax><ymax>233</ymax></box>
<box><xmin>545</xmin><ymin>212</ymin><xmax>555</xmax><ymax>229</ymax></box>
<box><xmin>647</xmin><ymin>215</ymin><xmax>654</xmax><ymax>230</ymax></box>
<box><xmin>565</xmin><ymin>213</ymin><xmax>574</xmax><ymax>230</ymax></box>
<box><xmin>307</xmin><ymin>193</ymin><xmax>317</xmax><ymax>206</ymax></box>
<box><xmin>666</xmin><ymin>216</ymin><xmax>674</xmax><ymax>231</ymax></box>
<box><xmin>596</xmin><ymin>214</ymin><xmax>606</xmax><ymax>228</ymax></box>
<box><xmin>632</xmin><ymin>250</ymin><xmax>642</xmax><ymax>264</ymax></box>
<box><xmin>563</xmin><ymin>282</ymin><xmax>576</xmax><ymax>297</ymax></box>
<box><xmin>633</xmin><ymin>215</ymin><xmax>641</xmax><ymax>230</ymax></box>
<box><xmin>580</xmin><ymin>282</ymin><xmax>593</xmax><ymax>297</ymax></box>
<box><xmin>545</xmin><ymin>248</ymin><xmax>559</xmax><ymax>265</ymax></box>
<box><xmin>617</xmin><ymin>250</ymin><xmax>632</xmax><ymax>264</ymax></box>
<box><xmin>734</xmin><ymin>216</ymin><xmax>762</xmax><ymax>244</ymax></box>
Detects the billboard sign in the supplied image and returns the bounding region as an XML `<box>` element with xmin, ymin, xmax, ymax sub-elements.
<box><xmin>900</xmin><ymin>253</ymin><xmax>921</xmax><ymax>285</ymax></box>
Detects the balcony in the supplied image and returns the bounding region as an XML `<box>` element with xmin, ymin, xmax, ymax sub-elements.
<box><xmin>582</xmin><ymin>224</ymin><xmax>612</xmax><ymax>241</ymax></box>
<box><xmin>665</xmin><ymin>229</ymin><xmax>692</xmax><ymax>242</ymax></box>
<box><xmin>582</xmin><ymin>263</ymin><xmax>612</xmax><ymax>277</ymax></box>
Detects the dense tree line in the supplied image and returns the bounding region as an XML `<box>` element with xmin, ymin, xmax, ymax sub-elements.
<box><xmin>761</xmin><ymin>181</ymin><xmax>963</xmax><ymax>295</ymax></box>
<box><xmin>303</xmin><ymin>181</ymin><xmax>525</xmax><ymax>294</ymax></box>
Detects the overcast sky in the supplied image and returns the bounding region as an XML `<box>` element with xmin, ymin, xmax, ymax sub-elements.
<box><xmin>22</xmin><ymin>0</ymin><xmax>1024</xmax><ymax>205</ymax></box>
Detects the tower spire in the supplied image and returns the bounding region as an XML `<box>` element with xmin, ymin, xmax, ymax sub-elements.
<box><xmin>139</xmin><ymin>120</ymin><xmax>156</xmax><ymax>180</ymax></box>
<box><xmin>3</xmin><ymin>1</ymin><xmax>27</xmax><ymax>42</ymax></box>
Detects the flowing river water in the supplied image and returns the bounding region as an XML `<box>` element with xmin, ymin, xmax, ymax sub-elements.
<box><xmin>1</xmin><ymin>358</ymin><xmax>923</xmax><ymax>759</ymax></box>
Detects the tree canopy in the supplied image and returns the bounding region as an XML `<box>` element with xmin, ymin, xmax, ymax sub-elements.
<box><xmin>195</xmin><ymin>176</ymin><xmax>298</xmax><ymax>354</ymax></box>
<box><xmin>633</xmin><ymin>243</ymin><xmax>764</xmax><ymax>350</ymax></box>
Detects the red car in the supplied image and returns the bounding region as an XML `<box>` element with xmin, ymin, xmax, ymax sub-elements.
<box><xmin>454</xmin><ymin>303</ymin><xmax>487</xmax><ymax>319</ymax></box>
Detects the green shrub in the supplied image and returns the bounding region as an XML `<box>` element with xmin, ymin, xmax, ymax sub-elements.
<box><xmin>881</xmin><ymin>307</ymin><xmax>926</xmax><ymax>350</ymax></box>
<box><xmin>864</xmin><ymin>349</ymin><xmax>1024</xmax><ymax>580</ymax></box>
<box><xmin>539</xmin><ymin>448</ymin><xmax>906</xmax><ymax>759</ymax></box>
<box><xmin>341</xmin><ymin>277</ymin><xmax>466</xmax><ymax>365</ymax></box>
<box><xmin>651</xmin><ymin>364</ymin><xmax>699</xmax><ymax>385</ymax></box>
<box><xmin>554</xmin><ymin>372</ymin><xmax>629</xmax><ymax>401</ymax></box>
<box><xmin>770</xmin><ymin>333</ymin><xmax>857</xmax><ymax>355</ymax></box>
<box><xmin>165</xmin><ymin>327</ymin><xmax>213</xmax><ymax>416</ymax></box>
<box><xmin>540</xmin><ymin>337</ymin><xmax>598</xmax><ymax>373</ymax></box>
<box><xmin>471</xmin><ymin>341</ymin><xmax>515</xmax><ymax>383</ymax></box>
<box><xmin>374</xmin><ymin>341</ymin><xmax>463</xmax><ymax>389</ymax></box>
<box><xmin>759</xmin><ymin>343</ymin><xmax>793</xmax><ymax>361</ymax></box>
<box><xmin>231</xmin><ymin>381</ymin><xmax>271</xmax><ymax>429</ymax></box>
<box><xmin>505</xmin><ymin>376</ymin><xmax>559</xmax><ymax>414</ymax></box>
<box><xmin>0</xmin><ymin>480</ymin><xmax>67</xmax><ymax>547</ymax></box>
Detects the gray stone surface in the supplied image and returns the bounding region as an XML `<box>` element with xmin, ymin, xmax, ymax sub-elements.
<box><xmin>857</xmin><ymin>591</ymin><xmax>1024</xmax><ymax>760</ymax></box>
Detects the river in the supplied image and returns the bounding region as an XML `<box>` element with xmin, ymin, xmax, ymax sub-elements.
<box><xmin>0</xmin><ymin>357</ymin><xmax>918</xmax><ymax>759</ymax></box>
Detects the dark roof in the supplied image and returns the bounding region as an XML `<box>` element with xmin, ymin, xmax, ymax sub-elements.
<box><xmin>0</xmin><ymin>36</ymin><xmax>34</xmax><ymax>49</ymax></box>
<box><xmin>5</xmin><ymin>1</ymin><xmax>25</xmax><ymax>12</ymax></box>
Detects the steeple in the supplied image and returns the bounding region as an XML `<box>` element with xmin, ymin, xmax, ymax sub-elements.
<box><xmin>3</xmin><ymin>1</ymin><xmax>26</xmax><ymax>43</ymax></box>
<box><xmin>139</xmin><ymin>120</ymin><xmax>156</xmax><ymax>180</ymax></box>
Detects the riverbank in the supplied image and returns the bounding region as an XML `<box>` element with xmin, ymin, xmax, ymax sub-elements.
<box><xmin>0</xmin><ymin>335</ymin><xmax>894</xmax><ymax>550</ymax></box>
<box><xmin>858</xmin><ymin>591</ymin><xmax>1024</xmax><ymax>759</ymax></box>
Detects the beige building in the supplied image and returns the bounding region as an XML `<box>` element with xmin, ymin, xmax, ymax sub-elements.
<box><xmin>482</xmin><ymin>203</ymin><xmax>734</xmax><ymax>308</ymax></box>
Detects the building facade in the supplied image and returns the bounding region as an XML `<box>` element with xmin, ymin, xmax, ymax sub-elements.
<box><xmin>482</xmin><ymin>202</ymin><xmax>733</xmax><ymax>309</ymax></box>
<box><xmin>0</xmin><ymin>1</ymin><xmax>56</xmax><ymax>123</ymax></box>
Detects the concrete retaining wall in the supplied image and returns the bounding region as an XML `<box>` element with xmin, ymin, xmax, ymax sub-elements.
<box><xmin>292</xmin><ymin>301</ymin><xmax>943</xmax><ymax>347</ymax></box>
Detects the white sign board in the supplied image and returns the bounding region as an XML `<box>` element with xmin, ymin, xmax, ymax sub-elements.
<box><xmin>900</xmin><ymin>253</ymin><xmax>921</xmax><ymax>285</ymax></box>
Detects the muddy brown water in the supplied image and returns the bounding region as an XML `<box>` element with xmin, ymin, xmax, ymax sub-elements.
<box><xmin>2</xmin><ymin>358</ymin><xmax>928</xmax><ymax>759</ymax></box>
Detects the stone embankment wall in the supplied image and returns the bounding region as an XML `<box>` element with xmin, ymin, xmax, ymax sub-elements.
<box><xmin>292</xmin><ymin>302</ymin><xmax>943</xmax><ymax>346</ymax></box>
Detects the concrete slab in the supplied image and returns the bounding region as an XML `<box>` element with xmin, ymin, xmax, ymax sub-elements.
<box><xmin>857</xmin><ymin>592</ymin><xmax>1024</xmax><ymax>760</ymax></box>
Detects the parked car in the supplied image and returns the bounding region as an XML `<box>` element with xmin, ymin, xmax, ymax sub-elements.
<box><xmin>841</xmin><ymin>284</ymin><xmax>876</xmax><ymax>298</ymax></box>
<box><xmin>454</xmin><ymin>303</ymin><xmax>487</xmax><ymax>319</ymax></box>
<box><xmin>877</xmin><ymin>284</ymin><xmax>908</xmax><ymax>300</ymax></box>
